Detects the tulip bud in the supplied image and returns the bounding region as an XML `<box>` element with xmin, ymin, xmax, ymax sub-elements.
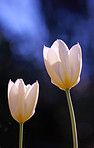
<box><xmin>8</xmin><ymin>79</ymin><xmax>39</xmax><ymax>123</ymax></box>
<box><xmin>43</xmin><ymin>39</ymin><xmax>82</xmax><ymax>90</ymax></box>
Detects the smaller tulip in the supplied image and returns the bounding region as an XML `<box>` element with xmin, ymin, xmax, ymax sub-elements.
<box><xmin>43</xmin><ymin>39</ymin><xmax>82</xmax><ymax>90</ymax></box>
<box><xmin>8</xmin><ymin>79</ymin><xmax>39</xmax><ymax>123</ymax></box>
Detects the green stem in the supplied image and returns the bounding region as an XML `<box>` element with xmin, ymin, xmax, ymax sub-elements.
<box><xmin>65</xmin><ymin>89</ymin><xmax>78</xmax><ymax>148</ymax></box>
<box><xmin>19</xmin><ymin>123</ymin><xmax>23</xmax><ymax>148</ymax></box>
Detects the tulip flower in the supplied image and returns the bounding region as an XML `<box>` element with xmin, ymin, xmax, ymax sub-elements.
<box><xmin>43</xmin><ymin>39</ymin><xmax>82</xmax><ymax>90</ymax></box>
<box><xmin>8</xmin><ymin>79</ymin><xmax>39</xmax><ymax>148</ymax></box>
<box><xmin>8</xmin><ymin>79</ymin><xmax>39</xmax><ymax>123</ymax></box>
<box><xmin>43</xmin><ymin>39</ymin><xmax>82</xmax><ymax>148</ymax></box>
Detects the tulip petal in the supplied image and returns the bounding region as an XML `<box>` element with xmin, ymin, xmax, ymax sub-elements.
<box><xmin>57</xmin><ymin>40</ymin><xmax>69</xmax><ymax>61</ymax></box>
<box><xmin>58</xmin><ymin>40</ymin><xmax>70</xmax><ymax>72</ymax></box>
<box><xmin>56</xmin><ymin>40</ymin><xmax>71</xmax><ymax>87</ymax></box>
<box><xmin>23</xmin><ymin>81</ymin><xmax>39</xmax><ymax>122</ymax></box>
<box><xmin>44</xmin><ymin>59</ymin><xmax>66</xmax><ymax>90</ymax></box>
<box><xmin>15</xmin><ymin>79</ymin><xmax>20</xmax><ymax>88</ymax></box>
<box><xmin>69</xmin><ymin>43</ymin><xmax>82</xmax><ymax>88</ymax></box>
<box><xmin>8</xmin><ymin>80</ymin><xmax>19</xmax><ymax>122</ymax></box>
<box><xmin>17</xmin><ymin>79</ymin><xmax>25</xmax><ymax>100</ymax></box>
<box><xmin>44</xmin><ymin>45</ymin><xmax>66</xmax><ymax>89</ymax></box>
<box><xmin>43</xmin><ymin>46</ymin><xmax>65</xmax><ymax>89</ymax></box>
<box><xmin>51</xmin><ymin>40</ymin><xmax>61</xmax><ymax>60</ymax></box>
<box><xmin>44</xmin><ymin>46</ymin><xmax>59</xmax><ymax>65</ymax></box>
<box><xmin>43</xmin><ymin>46</ymin><xmax>49</xmax><ymax>60</ymax></box>
<box><xmin>8</xmin><ymin>79</ymin><xmax>14</xmax><ymax>98</ymax></box>
<box><xmin>25</xmin><ymin>84</ymin><xmax>31</xmax><ymax>97</ymax></box>
<box><xmin>59</xmin><ymin>61</ymin><xmax>71</xmax><ymax>89</ymax></box>
<box><xmin>15</xmin><ymin>79</ymin><xmax>25</xmax><ymax>122</ymax></box>
<box><xmin>51</xmin><ymin>40</ymin><xmax>69</xmax><ymax>59</ymax></box>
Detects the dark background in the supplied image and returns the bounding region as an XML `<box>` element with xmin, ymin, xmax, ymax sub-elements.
<box><xmin>0</xmin><ymin>0</ymin><xmax>94</xmax><ymax>147</ymax></box>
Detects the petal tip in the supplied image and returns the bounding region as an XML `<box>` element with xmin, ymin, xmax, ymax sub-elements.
<box><xmin>8</xmin><ymin>79</ymin><xmax>14</xmax><ymax>87</ymax></box>
<box><xmin>36</xmin><ymin>81</ymin><xmax>39</xmax><ymax>90</ymax></box>
<box><xmin>43</xmin><ymin>45</ymin><xmax>50</xmax><ymax>60</ymax></box>
<box><xmin>76</xmin><ymin>42</ymin><xmax>81</xmax><ymax>49</ymax></box>
<box><xmin>36</xmin><ymin>80</ymin><xmax>39</xmax><ymax>85</ymax></box>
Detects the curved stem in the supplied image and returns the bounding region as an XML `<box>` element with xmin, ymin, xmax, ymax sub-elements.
<box><xmin>65</xmin><ymin>89</ymin><xmax>78</xmax><ymax>148</ymax></box>
<box><xmin>19</xmin><ymin>123</ymin><xmax>23</xmax><ymax>148</ymax></box>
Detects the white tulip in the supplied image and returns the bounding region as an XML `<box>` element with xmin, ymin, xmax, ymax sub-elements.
<box><xmin>8</xmin><ymin>79</ymin><xmax>39</xmax><ymax>123</ymax></box>
<box><xmin>43</xmin><ymin>39</ymin><xmax>82</xmax><ymax>90</ymax></box>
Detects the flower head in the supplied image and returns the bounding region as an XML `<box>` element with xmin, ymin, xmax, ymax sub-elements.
<box><xmin>8</xmin><ymin>79</ymin><xmax>39</xmax><ymax>123</ymax></box>
<box><xmin>43</xmin><ymin>39</ymin><xmax>82</xmax><ymax>90</ymax></box>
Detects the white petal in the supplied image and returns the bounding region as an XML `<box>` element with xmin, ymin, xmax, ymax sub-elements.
<box><xmin>58</xmin><ymin>40</ymin><xmax>69</xmax><ymax>61</ymax></box>
<box><xmin>8</xmin><ymin>80</ymin><xmax>14</xmax><ymax>98</ymax></box>
<box><xmin>17</xmin><ymin>79</ymin><xmax>25</xmax><ymax>99</ymax></box>
<box><xmin>51</xmin><ymin>40</ymin><xmax>61</xmax><ymax>60</ymax></box>
<box><xmin>47</xmin><ymin>49</ymin><xmax>59</xmax><ymax>65</ymax></box>
<box><xmin>69</xmin><ymin>43</ymin><xmax>82</xmax><ymax>88</ymax></box>
<box><xmin>43</xmin><ymin>42</ymin><xmax>64</xmax><ymax>88</ymax></box>
<box><xmin>58</xmin><ymin>40</ymin><xmax>69</xmax><ymax>71</ymax></box>
<box><xmin>43</xmin><ymin>46</ymin><xmax>49</xmax><ymax>60</ymax></box>
<box><xmin>15</xmin><ymin>79</ymin><xmax>25</xmax><ymax>122</ymax></box>
<box><xmin>8</xmin><ymin>81</ymin><xmax>19</xmax><ymax>122</ymax></box>
<box><xmin>15</xmin><ymin>79</ymin><xmax>20</xmax><ymax>88</ymax></box>
<box><xmin>25</xmin><ymin>84</ymin><xmax>31</xmax><ymax>97</ymax></box>
<box><xmin>59</xmin><ymin>61</ymin><xmax>71</xmax><ymax>89</ymax></box>
<box><xmin>57</xmin><ymin>40</ymin><xmax>71</xmax><ymax>86</ymax></box>
<box><xmin>43</xmin><ymin>46</ymin><xmax>59</xmax><ymax>65</ymax></box>
<box><xmin>44</xmin><ymin>58</ymin><xmax>66</xmax><ymax>90</ymax></box>
<box><xmin>23</xmin><ymin>81</ymin><xmax>39</xmax><ymax>122</ymax></box>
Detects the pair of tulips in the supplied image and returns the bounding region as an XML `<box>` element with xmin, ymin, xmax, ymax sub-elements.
<box><xmin>8</xmin><ymin>39</ymin><xmax>82</xmax><ymax>148</ymax></box>
<box><xmin>8</xmin><ymin>39</ymin><xmax>82</xmax><ymax>123</ymax></box>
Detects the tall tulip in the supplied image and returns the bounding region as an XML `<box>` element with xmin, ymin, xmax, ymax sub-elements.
<box><xmin>8</xmin><ymin>79</ymin><xmax>39</xmax><ymax>148</ymax></box>
<box><xmin>43</xmin><ymin>39</ymin><xmax>82</xmax><ymax>148</ymax></box>
<box><xmin>43</xmin><ymin>39</ymin><xmax>82</xmax><ymax>90</ymax></box>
